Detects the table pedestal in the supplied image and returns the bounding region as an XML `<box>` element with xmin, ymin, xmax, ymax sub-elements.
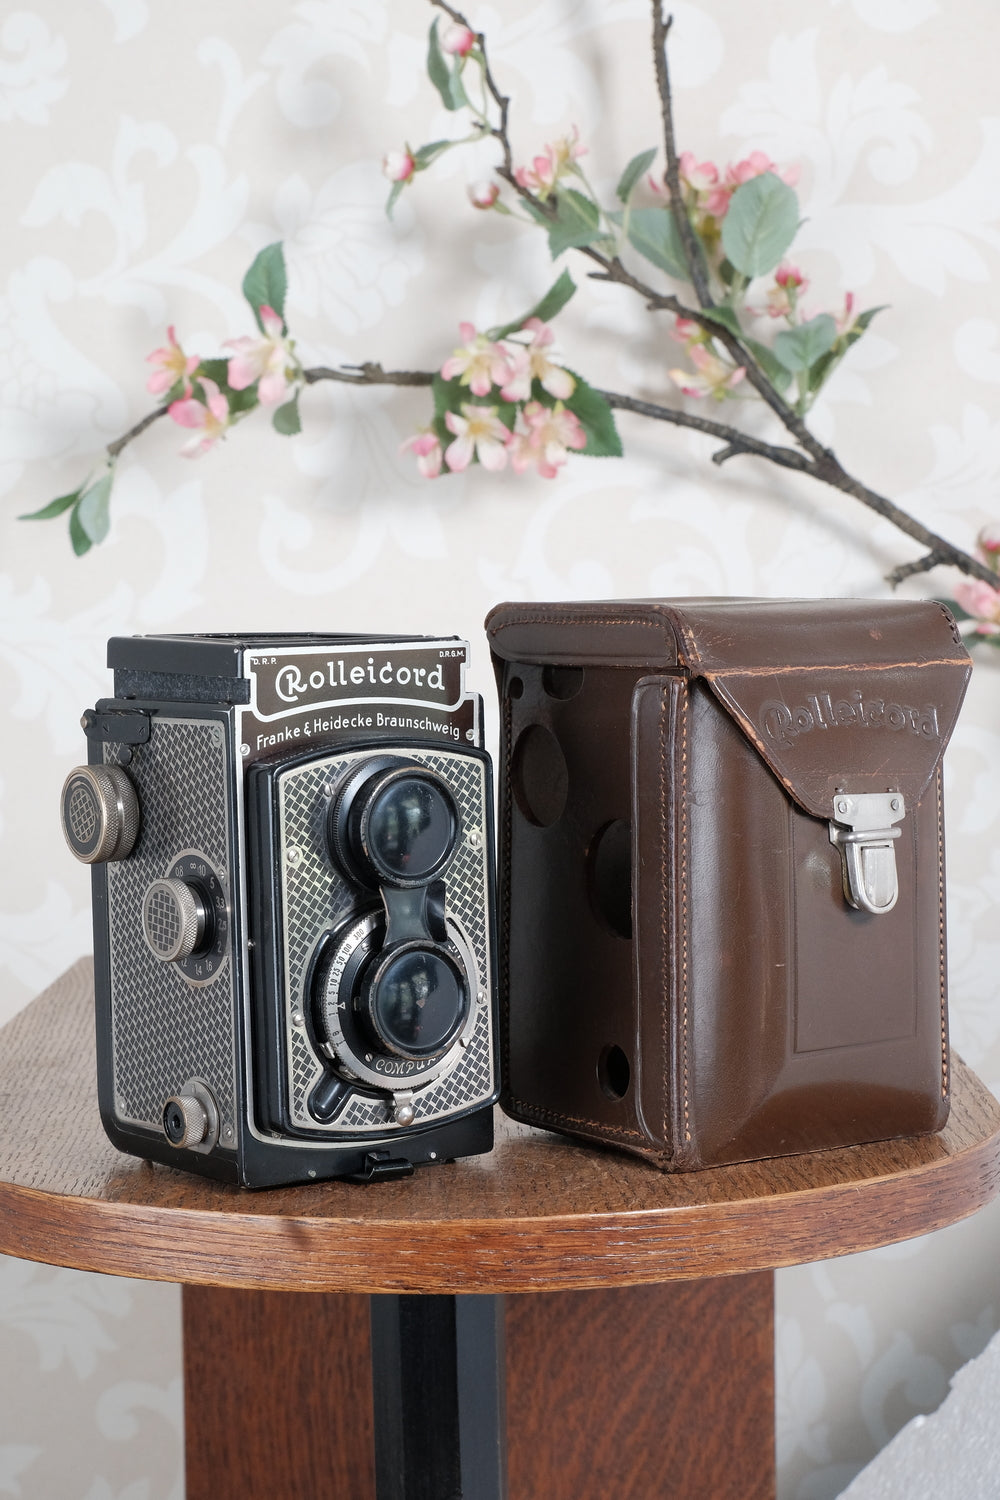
<box><xmin>183</xmin><ymin>1278</ymin><xmax>774</xmax><ymax>1500</ymax></box>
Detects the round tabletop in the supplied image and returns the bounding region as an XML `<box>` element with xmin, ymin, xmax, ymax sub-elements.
<box><xmin>2</xmin><ymin>959</ymin><xmax>999</xmax><ymax>1294</ymax></box>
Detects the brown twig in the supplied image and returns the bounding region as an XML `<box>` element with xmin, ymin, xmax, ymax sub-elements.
<box><xmin>106</xmin><ymin>405</ymin><xmax>168</xmax><ymax>460</ymax></box>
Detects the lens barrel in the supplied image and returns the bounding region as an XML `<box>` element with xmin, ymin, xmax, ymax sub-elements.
<box><xmin>329</xmin><ymin>759</ymin><xmax>461</xmax><ymax>889</ymax></box>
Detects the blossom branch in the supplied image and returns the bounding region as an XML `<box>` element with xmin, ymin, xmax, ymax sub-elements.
<box><xmin>106</xmin><ymin>405</ymin><xmax>168</xmax><ymax>460</ymax></box>
<box><xmin>651</xmin><ymin>5</ymin><xmax>713</xmax><ymax>311</ymax></box>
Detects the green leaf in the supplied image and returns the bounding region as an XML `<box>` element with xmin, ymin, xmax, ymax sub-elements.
<box><xmin>242</xmin><ymin>243</ymin><xmax>287</xmax><ymax>334</ymax></box>
<box><xmin>386</xmin><ymin>178</ymin><xmax>406</xmax><ymax>219</ymax></box>
<box><xmin>563</xmin><ymin>374</ymin><xmax>623</xmax><ymax>457</ymax></box>
<box><xmin>272</xmin><ymin>392</ymin><xmax>301</xmax><ymax>435</ymax></box>
<box><xmin>76</xmin><ymin>472</ymin><xmax>113</xmax><ymax>546</ymax></box>
<box><xmin>620</xmin><ymin>206</ymin><xmax>690</xmax><ymax>281</ymax></box>
<box><xmin>616</xmin><ymin>147</ymin><xmax>657</xmax><ymax>204</ymax></box>
<box><xmin>773</xmin><ymin>313</ymin><xmax>838</xmax><ymax>374</ymax></box>
<box><xmin>546</xmin><ymin>189</ymin><xmax>602</xmax><ymax>259</ymax></box>
<box><xmin>427</xmin><ymin>18</ymin><xmax>470</xmax><ymax>110</ymax></box>
<box><xmin>19</xmin><ymin>488</ymin><xmax>81</xmax><ymax>521</ymax></box>
<box><xmin>69</xmin><ymin>501</ymin><xmax>92</xmax><ymax>557</ymax></box>
<box><xmin>412</xmin><ymin>139</ymin><xmax>453</xmax><ymax>170</ymax></box>
<box><xmin>488</xmin><ymin>271</ymin><xmax>577</xmax><ymax>340</ymax></box>
<box><xmin>742</xmin><ymin>337</ymin><xmax>793</xmax><ymax>393</ymax></box>
<box><xmin>721</xmin><ymin>173</ymin><xmax>799</xmax><ymax>279</ymax></box>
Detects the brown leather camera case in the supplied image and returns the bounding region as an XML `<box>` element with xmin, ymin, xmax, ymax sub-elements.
<box><xmin>486</xmin><ymin>598</ymin><xmax>972</xmax><ymax>1169</ymax></box>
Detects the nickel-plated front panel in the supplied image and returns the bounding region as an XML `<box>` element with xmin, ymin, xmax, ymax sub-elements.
<box><xmin>277</xmin><ymin>745</ymin><xmax>494</xmax><ymax>1133</ymax></box>
<box><xmin>104</xmin><ymin>718</ymin><xmax>238</xmax><ymax>1147</ymax></box>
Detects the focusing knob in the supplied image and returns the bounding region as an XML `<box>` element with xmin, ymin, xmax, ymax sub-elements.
<box><xmin>142</xmin><ymin>879</ymin><xmax>208</xmax><ymax>963</ymax></box>
<box><xmin>60</xmin><ymin>764</ymin><xmax>139</xmax><ymax>864</ymax></box>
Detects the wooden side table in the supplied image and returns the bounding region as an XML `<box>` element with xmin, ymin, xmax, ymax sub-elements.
<box><xmin>2</xmin><ymin>960</ymin><xmax>1000</xmax><ymax>1500</ymax></box>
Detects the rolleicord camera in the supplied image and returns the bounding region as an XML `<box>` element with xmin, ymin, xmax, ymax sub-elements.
<box><xmin>60</xmin><ymin>633</ymin><xmax>498</xmax><ymax>1187</ymax></box>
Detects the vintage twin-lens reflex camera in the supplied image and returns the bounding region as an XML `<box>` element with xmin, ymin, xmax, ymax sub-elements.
<box><xmin>60</xmin><ymin>633</ymin><xmax>498</xmax><ymax>1187</ymax></box>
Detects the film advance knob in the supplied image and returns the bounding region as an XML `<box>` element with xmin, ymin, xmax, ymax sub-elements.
<box><xmin>142</xmin><ymin>879</ymin><xmax>209</xmax><ymax>963</ymax></box>
<box><xmin>60</xmin><ymin>764</ymin><xmax>139</xmax><ymax>864</ymax></box>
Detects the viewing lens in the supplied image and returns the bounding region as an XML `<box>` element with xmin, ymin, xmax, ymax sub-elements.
<box><xmin>367</xmin><ymin>947</ymin><xmax>467</xmax><ymax>1058</ymax></box>
<box><xmin>366</xmin><ymin>775</ymin><xmax>459</xmax><ymax>882</ymax></box>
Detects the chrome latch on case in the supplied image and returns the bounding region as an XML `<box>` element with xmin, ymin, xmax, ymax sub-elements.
<box><xmin>828</xmin><ymin>791</ymin><xmax>906</xmax><ymax>916</ymax></box>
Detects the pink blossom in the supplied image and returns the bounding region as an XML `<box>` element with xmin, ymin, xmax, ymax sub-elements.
<box><xmin>835</xmin><ymin>291</ymin><xmax>857</xmax><ymax>336</ymax></box>
<box><xmin>441</xmin><ymin>323</ymin><xmax>509</xmax><ymax>397</ymax></box>
<box><xmin>671</xmin><ymin>317</ymin><xmax>704</xmax><ymax>346</ymax></box>
<box><xmin>978</xmin><ymin>524</ymin><xmax>1000</xmax><ymax>556</ymax></box>
<box><xmin>726</xmin><ymin>151</ymin><xmax>798</xmax><ymax>190</ymax></box>
<box><xmin>443</xmin><ymin>404</ymin><xmax>510</xmax><ymax>472</ymax></box>
<box><xmin>146</xmin><ymin>325</ymin><xmax>199</xmax><ymax>398</ymax></box>
<box><xmin>674</xmin><ymin>149</ymin><xmax>800</xmax><ymax>233</ymax></box>
<box><xmin>764</xmin><ymin>262</ymin><xmax>809</xmax><ymax>319</ymax></box>
<box><xmin>498</xmin><ymin>319</ymin><xmax>575</xmax><ymax>403</ymax></box>
<box><xmin>383</xmin><ymin>149</ymin><xmax>416</xmax><ymax>183</ymax></box>
<box><xmin>167</xmin><ymin>378</ymin><xmax>230</xmax><ymax>457</ymax></box>
<box><xmin>468</xmin><ymin>180</ymin><xmax>500</xmax><ymax>210</ymax></box>
<box><xmin>952</xmin><ymin>577</ymin><xmax>1000</xmax><ymax>634</ymax></box>
<box><xmin>508</xmin><ymin>400</ymin><xmax>587</xmax><ymax>479</ymax></box>
<box><xmin>401</xmin><ymin>430</ymin><xmax>443</xmax><ymax>478</ymax></box>
<box><xmin>514</xmin><ymin>126</ymin><xmax>586</xmax><ymax>199</ymax></box>
<box><xmin>440</xmin><ymin>21</ymin><xmax>475</xmax><ymax>55</ymax></box>
<box><xmin>225</xmin><ymin>305</ymin><xmax>294</xmax><ymax>406</ymax></box>
<box><xmin>669</xmin><ymin>344</ymin><xmax>746</xmax><ymax>400</ymax></box>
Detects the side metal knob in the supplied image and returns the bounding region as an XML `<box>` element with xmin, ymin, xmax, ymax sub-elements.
<box><xmin>142</xmin><ymin>879</ymin><xmax>208</xmax><ymax>963</ymax></box>
<box><xmin>162</xmin><ymin>1094</ymin><xmax>209</xmax><ymax>1149</ymax></box>
<box><xmin>60</xmin><ymin>765</ymin><xmax>139</xmax><ymax>864</ymax></box>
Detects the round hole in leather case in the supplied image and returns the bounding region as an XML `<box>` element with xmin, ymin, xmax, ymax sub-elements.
<box><xmin>510</xmin><ymin>723</ymin><xmax>568</xmax><ymax>827</ymax></box>
<box><xmin>541</xmin><ymin>664</ymin><xmax>584</xmax><ymax>700</ymax></box>
<box><xmin>598</xmin><ymin>1044</ymin><xmax>631</xmax><ymax>1101</ymax></box>
<box><xmin>587</xmin><ymin>819</ymin><xmax>632</xmax><ymax>938</ymax></box>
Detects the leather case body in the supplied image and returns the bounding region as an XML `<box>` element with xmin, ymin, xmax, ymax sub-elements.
<box><xmin>486</xmin><ymin>598</ymin><xmax>972</xmax><ymax>1170</ymax></box>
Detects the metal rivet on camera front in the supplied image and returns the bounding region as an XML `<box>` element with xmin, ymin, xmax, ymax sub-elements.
<box><xmin>223</xmin><ymin>1125</ymin><xmax>234</xmax><ymax>1142</ymax></box>
<box><xmin>240</xmin><ymin>743</ymin><xmax>251</xmax><ymax>757</ymax></box>
<box><xmin>466</xmin><ymin>828</ymin><xmax>483</xmax><ymax>849</ymax></box>
<box><xmin>891</xmin><ymin>796</ymin><xmax>902</xmax><ymax>812</ymax></box>
<box><xmin>211</xmin><ymin>726</ymin><xmax>223</xmax><ymax>746</ymax></box>
<box><xmin>836</xmin><ymin>797</ymin><xmax>851</xmax><ymax>816</ymax></box>
<box><xmin>291</xmin><ymin>1010</ymin><xmax>305</xmax><ymax>1028</ymax></box>
<box><xmin>287</xmin><ymin>846</ymin><xmax>302</xmax><ymax>866</ymax></box>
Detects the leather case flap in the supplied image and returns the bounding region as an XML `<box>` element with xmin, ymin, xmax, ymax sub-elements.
<box><xmin>488</xmin><ymin>597</ymin><xmax>972</xmax><ymax>817</ymax></box>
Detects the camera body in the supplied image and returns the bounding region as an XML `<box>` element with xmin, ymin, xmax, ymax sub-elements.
<box><xmin>62</xmin><ymin>633</ymin><xmax>498</xmax><ymax>1187</ymax></box>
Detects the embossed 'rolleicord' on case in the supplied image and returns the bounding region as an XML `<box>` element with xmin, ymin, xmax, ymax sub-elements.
<box><xmin>486</xmin><ymin>598</ymin><xmax>972</xmax><ymax>1171</ymax></box>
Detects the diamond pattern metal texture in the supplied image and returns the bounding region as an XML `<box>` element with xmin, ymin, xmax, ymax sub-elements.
<box><xmin>104</xmin><ymin>721</ymin><xmax>237</xmax><ymax>1137</ymax></box>
<box><xmin>278</xmin><ymin>746</ymin><xmax>494</xmax><ymax>1133</ymax></box>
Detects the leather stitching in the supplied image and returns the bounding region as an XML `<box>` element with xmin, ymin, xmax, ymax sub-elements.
<box><xmin>936</xmin><ymin>765</ymin><xmax>949</xmax><ymax>1100</ymax></box>
<box><xmin>678</xmin><ymin>686</ymin><xmax>693</xmax><ymax>1153</ymax></box>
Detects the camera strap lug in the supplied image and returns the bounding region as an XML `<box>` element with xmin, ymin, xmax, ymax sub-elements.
<box><xmin>828</xmin><ymin>791</ymin><xmax>905</xmax><ymax>916</ymax></box>
<box><xmin>82</xmin><ymin>707</ymin><xmax>151</xmax><ymax>746</ymax></box>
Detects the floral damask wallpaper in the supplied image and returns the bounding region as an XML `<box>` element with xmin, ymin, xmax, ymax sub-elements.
<box><xmin>1</xmin><ymin>1</ymin><xmax>999</xmax><ymax>1496</ymax></box>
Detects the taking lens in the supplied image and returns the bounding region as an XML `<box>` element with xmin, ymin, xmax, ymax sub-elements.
<box><xmin>364</xmin><ymin>945</ymin><xmax>468</xmax><ymax>1059</ymax></box>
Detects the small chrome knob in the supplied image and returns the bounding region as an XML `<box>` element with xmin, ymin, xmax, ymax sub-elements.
<box><xmin>142</xmin><ymin>879</ymin><xmax>207</xmax><ymax>963</ymax></box>
<box><xmin>60</xmin><ymin>765</ymin><xmax>139</xmax><ymax>864</ymax></box>
<box><xmin>162</xmin><ymin>1094</ymin><xmax>208</xmax><ymax>1148</ymax></box>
